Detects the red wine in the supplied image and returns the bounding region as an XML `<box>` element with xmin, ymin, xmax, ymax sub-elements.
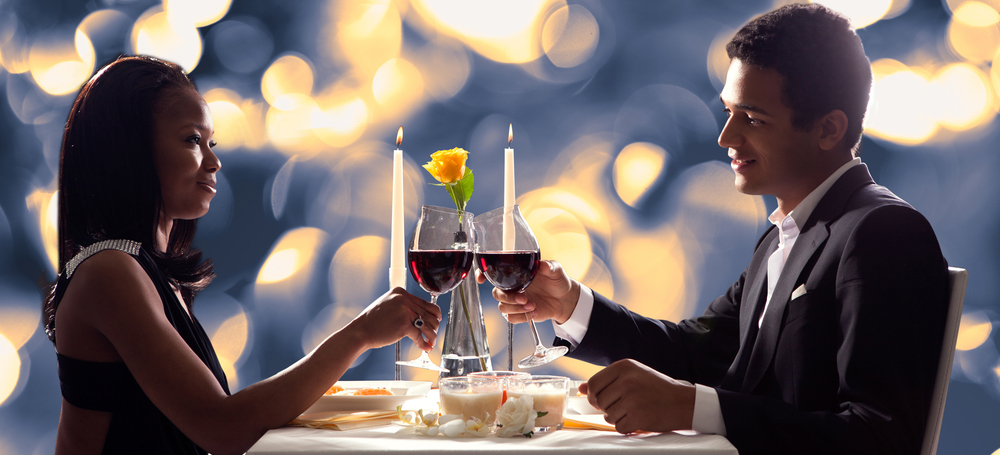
<box><xmin>475</xmin><ymin>251</ymin><xmax>540</xmax><ymax>293</ymax></box>
<box><xmin>409</xmin><ymin>250</ymin><xmax>474</xmax><ymax>294</ymax></box>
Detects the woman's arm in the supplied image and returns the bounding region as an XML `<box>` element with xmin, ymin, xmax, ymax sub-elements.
<box><xmin>65</xmin><ymin>250</ymin><xmax>440</xmax><ymax>455</ymax></box>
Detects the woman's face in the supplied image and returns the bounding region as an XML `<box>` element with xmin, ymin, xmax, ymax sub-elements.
<box><xmin>153</xmin><ymin>87</ymin><xmax>221</xmax><ymax>222</ymax></box>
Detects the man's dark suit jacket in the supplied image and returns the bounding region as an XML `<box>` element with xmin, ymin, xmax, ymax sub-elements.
<box><xmin>561</xmin><ymin>164</ymin><xmax>949</xmax><ymax>455</ymax></box>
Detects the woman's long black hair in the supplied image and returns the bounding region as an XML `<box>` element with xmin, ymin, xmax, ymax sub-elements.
<box><xmin>44</xmin><ymin>55</ymin><xmax>215</xmax><ymax>342</ymax></box>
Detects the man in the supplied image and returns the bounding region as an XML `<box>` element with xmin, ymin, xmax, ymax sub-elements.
<box><xmin>490</xmin><ymin>4</ymin><xmax>949</xmax><ymax>454</ymax></box>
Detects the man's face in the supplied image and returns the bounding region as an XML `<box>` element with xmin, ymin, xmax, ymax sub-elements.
<box><xmin>719</xmin><ymin>59</ymin><xmax>818</xmax><ymax>200</ymax></box>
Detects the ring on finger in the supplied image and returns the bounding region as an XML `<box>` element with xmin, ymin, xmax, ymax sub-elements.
<box><xmin>413</xmin><ymin>317</ymin><xmax>425</xmax><ymax>328</ymax></box>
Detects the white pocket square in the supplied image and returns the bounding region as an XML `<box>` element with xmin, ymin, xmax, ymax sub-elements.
<box><xmin>791</xmin><ymin>284</ymin><xmax>807</xmax><ymax>300</ymax></box>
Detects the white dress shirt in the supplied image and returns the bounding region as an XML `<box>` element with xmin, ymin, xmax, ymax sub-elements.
<box><xmin>553</xmin><ymin>157</ymin><xmax>862</xmax><ymax>436</ymax></box>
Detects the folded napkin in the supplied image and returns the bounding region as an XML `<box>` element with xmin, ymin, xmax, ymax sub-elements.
<box><xmin>289</xmin><ymin>411</ymin><xmax>399</xmax><ymax>431</ymax></box>
<box><xmin>562</xmin><ymin>414</ymin><xmax>616</xmax><ymax>431</ymax></box>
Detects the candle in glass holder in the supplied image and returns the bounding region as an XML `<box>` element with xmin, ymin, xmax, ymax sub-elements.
<box><xmin>439</xmin><ymin>377</ymin><xmax>504</xmax><ymax>424</ymax></box>
<box><xmin>506</xmin><ymin>375</ymin><xmax>569</xmax><ymax>430</ymax></box>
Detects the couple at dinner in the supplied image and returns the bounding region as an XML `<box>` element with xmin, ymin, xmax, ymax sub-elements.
<box><xmin>45</xmin><ymin>4</ymin><xmax>948</xmax><ymax>455</ymax></box>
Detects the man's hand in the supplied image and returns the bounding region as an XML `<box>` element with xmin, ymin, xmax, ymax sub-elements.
<box><xmin>478</xmin><ymin>260</ymin><xmax>580</xmax><ymax>324</ymax></box>
<box><xmin>580</xmin><ymin>359</ymin><xmax>696</xmax><ymax>434</ymax></box>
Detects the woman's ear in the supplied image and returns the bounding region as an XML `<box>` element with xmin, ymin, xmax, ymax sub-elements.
<box><xmin>817</xmin><ymin>109</ymin><xmax>848</xmax><ymax>151</ymax></box>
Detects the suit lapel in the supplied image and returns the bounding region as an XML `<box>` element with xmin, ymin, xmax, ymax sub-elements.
<box><xmin>741</xmin><ymin>223</ymin><xmax>828</xmax><ymax>393</ymax></box>
<box><xmin>739</xmin><ymin>164</ymin><xmax>876</xmax><ymax>394</ymax></box>
<box><xmin>721</xmin><ymin>230</ymin><xmax>777</xmax><ymax>389</ymax></box>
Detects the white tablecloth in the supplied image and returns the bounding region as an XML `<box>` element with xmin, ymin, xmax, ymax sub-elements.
<box><xmin>247</xmin><ymin>425</ymin><xmax>739</xmax><ymax>455</ymax></box>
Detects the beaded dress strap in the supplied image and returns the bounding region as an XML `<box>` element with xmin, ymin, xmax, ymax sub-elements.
<box><xmin>64</xmin><ymin>239</ymin><xmax>142</xmax><ymax>279</ymax></box>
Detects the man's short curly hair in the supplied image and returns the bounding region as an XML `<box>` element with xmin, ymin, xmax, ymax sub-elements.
<box><xmin>727</xmin><ymin>4</ymin><xmax>872</xmax><ymax>152</ymax></box>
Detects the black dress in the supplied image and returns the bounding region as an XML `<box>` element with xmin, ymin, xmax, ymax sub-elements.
<box><xmin>51</xmin><ymin>240</ymin><xmax>230</xmax><ymax>454</ymax></box>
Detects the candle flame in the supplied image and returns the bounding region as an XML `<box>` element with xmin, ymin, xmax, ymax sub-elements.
<box><xmin>396</xmin><ymin>126</ymin><xmax>403</xmax><ymax>147</ymax></box>
<box><xmin>508</xmin><ymin>123</ymin><xmax>513</xmax><ymax>146</ymax></box>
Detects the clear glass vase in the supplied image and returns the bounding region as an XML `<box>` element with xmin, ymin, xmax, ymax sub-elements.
<box><xmin>439</xmin><ymin>275</ymin><xmax>492</xmax><ymax>379</ymax></box>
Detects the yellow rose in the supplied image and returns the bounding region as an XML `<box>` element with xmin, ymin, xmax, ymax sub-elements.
<box><xmin>423</xmin><ymin>148</ymin><xmax>468</xmax><ymax>184</ymax></box>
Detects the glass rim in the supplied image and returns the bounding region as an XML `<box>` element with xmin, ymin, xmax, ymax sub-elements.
<box><xmin>509</xmin><ymin>375</ymin><xmax>570</xmax><ymax>384</ymax></box>
<box><xmin>439</xmin><ymin>375</ymin><xmax>501</xmax><ymax>384</ymax></box>
<box><xmin>474</xmin><ymin>204</ymin><xmax>520</xmax><ymax>220</ymax></box>
<box><xmin>420</xmin><ymin>204</ymin><xmax>475</xmax><ymax>217</ymax></box>
<box><xmin>468</xmin><ymin>370</ymin><xmax>531</xmax><ymax>378</ymax></box>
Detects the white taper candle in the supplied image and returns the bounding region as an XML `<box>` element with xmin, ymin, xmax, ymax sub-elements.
<box><xmin>389</xmin><ymin>127</ymin><xmax>407</xmax><ymax>290</ymax></box>
<box><xmin>503</xmin><ymin>124</ymin><xmax>515</xmax><ymax>251</ymax></box>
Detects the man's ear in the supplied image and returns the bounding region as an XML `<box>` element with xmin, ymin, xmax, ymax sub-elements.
<box><xmin>816</xmin><ymin>110</ymin><xmax>848</xmax><ymax>151</ymax></box>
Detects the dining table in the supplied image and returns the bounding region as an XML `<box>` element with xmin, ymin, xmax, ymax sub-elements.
<box><xmin>247</xmin><ymin>387</ymin><xmax>739</xmax><ymax>455</ymax></box>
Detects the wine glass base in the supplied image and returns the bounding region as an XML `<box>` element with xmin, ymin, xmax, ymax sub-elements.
<box><xmin>516</xmin><ymin>345</ymin><xmax>569</xmax><ymax>369</ymax></box>
<box><xmin>396</xmin><ymin>359</ymin><xmax>449</xmax><ymax>372</ymax></box>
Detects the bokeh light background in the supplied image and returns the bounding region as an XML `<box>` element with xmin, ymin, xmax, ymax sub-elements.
<box><xmin>1</xmin><ymin>0</ymin><xmax>999</xmax><ymax>452</ymax></box>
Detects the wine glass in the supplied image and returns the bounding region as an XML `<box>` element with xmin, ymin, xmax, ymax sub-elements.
<box><xmin>474</xmin><ymin>204</ymin><xmax>568</xmax><ymax>369</ymax></box>
<box><xmin>397</xmin><ymin>205</ymin><xmax>475</xmax><ymax>372</ymax></box>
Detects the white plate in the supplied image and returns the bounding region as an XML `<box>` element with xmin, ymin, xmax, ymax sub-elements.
<box><xmin>303</xmin><ymin>381</ymin><xmax>432</xmax><ymax>414</ymax></box>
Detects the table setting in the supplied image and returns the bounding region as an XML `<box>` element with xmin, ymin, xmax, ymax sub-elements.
<box><xmin>247</xmin><ymin>126</ymin><xmax>738</xmax><ymax>455</ymax></box>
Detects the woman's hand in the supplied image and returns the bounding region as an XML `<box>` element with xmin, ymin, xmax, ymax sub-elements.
<box><xmin>346</xmin><ymin>287</ymin><xmax>442</xmax><ymax>351</ymax></box>
<box><xmin>479</xmin><ymin>260</ymin><xmax>581</xmax><ymax>325</ymax></box>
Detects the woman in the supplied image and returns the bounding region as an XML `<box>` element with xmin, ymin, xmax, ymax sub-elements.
<box><xmin>42</xmin><ymin>55</ymin><xmax>440</xmax><ymax>455</ymax></box>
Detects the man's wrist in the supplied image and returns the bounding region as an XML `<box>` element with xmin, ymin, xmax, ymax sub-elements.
<box><xmin>556</xmin><ymin>280</ymin><xmax>581</xmax><ymax>325</ymax></box>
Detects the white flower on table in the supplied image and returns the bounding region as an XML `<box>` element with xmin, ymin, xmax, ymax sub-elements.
<box><xmin>496</xmin><ymin>395</ymin><xmax>546</xmax><ymax>438</ymax></box>
<box><xmin>396</xmin><ymin>406</ymin><xmax>490</xmax><ymax>438</ymax></box>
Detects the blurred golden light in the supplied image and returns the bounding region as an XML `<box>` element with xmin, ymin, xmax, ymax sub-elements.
<box><xmin>707</xmin><ymin>28</ymin><xmax>735</xmax><ymax>88</ymax></box>
<box><xmin>409</xmin><ymin>0</ymin><xmax>566</xmax><ymax>64</ymax></box>
<box><xmin>947</xmin><ymin>2</ymin><xmax>1000</xmax><ymax>63</ymax></box>
<box><xmin>204</xmin><ymin>88</ymin><xmax>251</xmax><ymax>151</ymax></box>
<box><xmin>883</xmin><ymin>0</ymin><xmax>913</xmax><ymax>20</ymax></box>
<box><xmin>332</xmin><ymin>0</ymin><xmax>402</xmax><ymax>76</ymax></box>
<box><xmin>866</xmin><ymin>60</ymin><xmax>938</xmax><ymax>145</ymax></box>
<box><xmin>994</xmin><ymin>49</ymin><xmax>1000</xmax><ymax>110</ymax></box>
<box><xmin>26</xmin><ymin>190</ymin><xmax>58</xmax><ymax>273</ymax></box>
<box><xmin>28</xmin><ymin>30</ymin><xmax>94</xmax><ymax>96</ymax></box>
<box><xmin>954</xmin><ymin>0</ymin><xmax>1000</xmax><ymax>26</ymax></box>
<box><xmin>483</xmin><ymin>311</ymin><xmax>509</xmax><ymax>360</ymax></box>
<box><xmin>932</xmin><ymin>63</ymin><xmax>995</xmax><ymax>131</ymax></box>
<box><xmin>945</xmin><ymin>0</ymin><xmax>1000</xmax><ymax>13</ymax></box>
<box><xmin>520</xmin><ymin>188</ymin><xmax>610</xmax><ymax>240</ymax></box>
<box><xmin>0</xmin><ymin>334</ymin><xmax>19</xmax><ymax>406</ymax></box>
<box><xmin>265</xmin><ymin>94</ymin><xmax>324</xmax><ymax>155</ymax></box>
<box><xmin>258</xmin><ymin>249</ymin><xmax>300</xmax><ymax>284</ymax></box>
<box><xmin>556</xmin><ymin>356</ymin><xmax>604</xmax><ymax>382</ymax></box>
<box><xmin>680</xmin><ymin>161</ymin><xmax>767</xmax><ymax>225</ymax></box>
<box><xmin>0</xmin><ymin>14</ymin><xmax>30</xmax><ymax>74</ymax></box>
<box><xmin>301</xmin><ymin>303</ymin><xmax>368</xmax><ymax>358</ymax></box>
<box><xmin>164</xmin><ymin>0</ymin><xmax>232</xmax><ymax>28</ymax></box>
<box><xmin>579</xmin><ymin>254</ymin><xmax>614</xmax><ymax>300</ymax></box>
<box><xmin>311</xmin><ymin>93</ymin><xmax>369</xmax><ymax>148</ymax></box>
<box><xmin>523</xmin><ymin>207</ymin><xmax>592</xmax><ymax>280</ymax></box>
<box><xmin>372</xmin><ymin>57</ymin><xmax>424</xmax><ymax>109</ymax></box>
<box><xmin>238</xmin><ymin>99</ymin><xmax>270</xmax><ymax>150</ymax></box>
<box><xmin>541</xmin><ymin>4</ymin><xmax>600</xmax><ymax>68</ymax></box>
<box><xmin>256</xmin><ymin>227</ymin><xmax>328</xmax><ymax>284</ymax></box>
<box><xmin>132</xmin><ymin>7</ymin><xmax>203</xmax><ymax>72</ymax></box>
<box><xmin>210</xmin><ymin>309</ymin><xmax>247</xmax><ymax>389</ymax></box>
<box><xmin>613</xmin><ymin>142</ymin><xmax>667</xmax><ymax>207</ymax></box>
<box><xmin>329</xmin><ymin>236</ymin><xmax>388</xmax><ymax>303</ymax></box>
<box><xmin>0</xmin><ymin>305</ymin><xmax>39</xmax><ymax>349</ymax></box>
<box><xmin>262</xmin><ymin>53</ymin><xmax>315</xmax><ymax>110</ymax></box>
<box><xmin>416</xmin><ymin>38</ymin><xmax>471</xmax><ymax>102</ymax></box>
<box><xmin>956</xmin><ymin>312</ymin><xmax>992</xmax><ymax>351</ymax></box>
<box><xmin>812</xmin><ymin>0</ymin><xmax>892</xmax><ymax>29</ymax></box>
<box><xmin>337</xmin><ymin>152</ymin><xmax>398</xmax><ymax>226</ymax></box>
<box><xmin>611</xmin><ymin>227</ymin><xmax>689</xmax><ymax>323</ymax></box>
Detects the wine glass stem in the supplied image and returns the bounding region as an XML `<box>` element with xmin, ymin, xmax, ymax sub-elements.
<box><xmin>527</xmin><ymin>315</ymin><xmax>545</xmax><ymax>350</ymax></box>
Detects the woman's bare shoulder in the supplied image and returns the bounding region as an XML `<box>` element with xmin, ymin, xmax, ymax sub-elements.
<box><xmin>59</xmin><ymin>249</ymin><xmax>163</xmax><ymax>333</ymax></box>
